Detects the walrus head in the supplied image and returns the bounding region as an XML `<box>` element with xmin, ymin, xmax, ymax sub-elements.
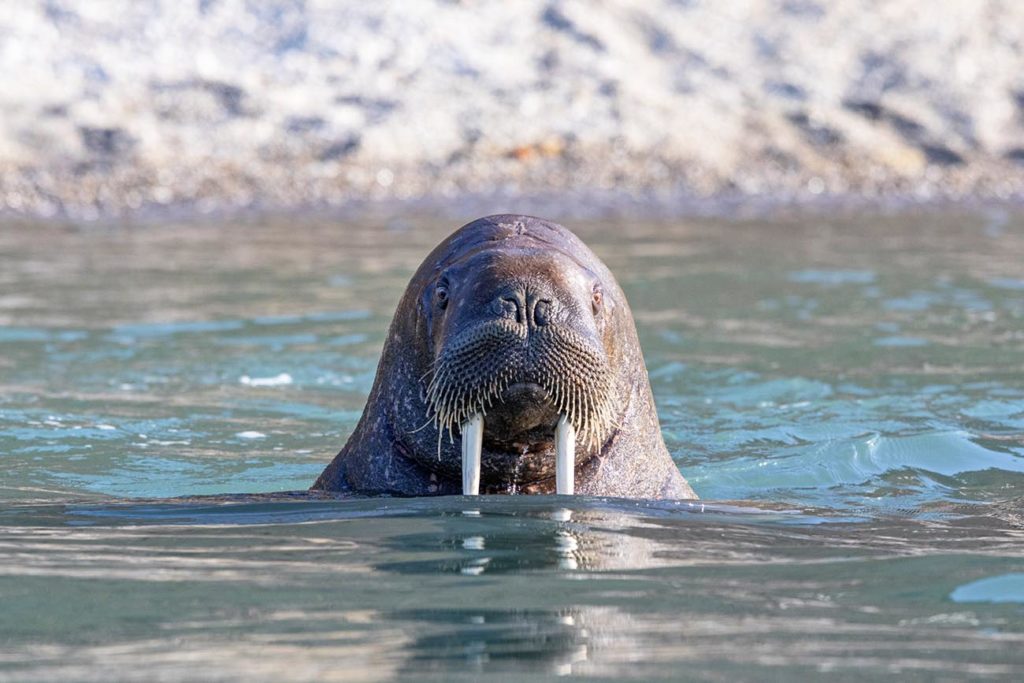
<box><xmin>422</xmin><ymin>229</ymin><xmax>618</xmax><ymax>493</ymax></box>
<box><xmin>314</xmin><ymin>215</ymin><xmax>696</xmax><ymax>499</ymax></box>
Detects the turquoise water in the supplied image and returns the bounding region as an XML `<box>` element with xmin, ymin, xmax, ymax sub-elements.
<box><xmin>2</xmin><ymin>210</ymin><xmax>1024</xmax><ymax>680</ymax></box>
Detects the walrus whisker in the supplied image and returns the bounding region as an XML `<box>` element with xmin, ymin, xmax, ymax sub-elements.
<box><xmin>408</xmin><ymin>415</ymin><xmax>436</xmax><ymax>434</ymax></box>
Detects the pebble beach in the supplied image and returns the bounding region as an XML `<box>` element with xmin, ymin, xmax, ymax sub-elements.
<box><xmin>2</xmin><ymin>0</ymin><xmax>1023</xmax><ymax>218</ymax></box>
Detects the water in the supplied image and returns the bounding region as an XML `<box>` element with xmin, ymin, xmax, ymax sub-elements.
<box><xmin>2</xmin><ymin>209</ymin><xmax>1024</xmax><ymax>680</ymax></box>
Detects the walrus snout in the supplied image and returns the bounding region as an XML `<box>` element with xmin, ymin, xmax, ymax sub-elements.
<box><xmin>426</xmin><ymin>316</ymin><xmax>612</xmax><ymax>495</ymax></box>
<box><xmin>426</xmin><ymin>320</ymin><xmax>613</xmax><ymax>439</ymax></box>
<box><xmin>482</xmin><ymin>382</ymin><xmax>561</xmax><ymax>447</ymax></box>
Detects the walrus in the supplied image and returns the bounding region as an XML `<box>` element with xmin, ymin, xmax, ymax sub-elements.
<box><xmin>312</xmin><ymin>215</ymin><xmax>696</xmax><ymax>499</ymax></box>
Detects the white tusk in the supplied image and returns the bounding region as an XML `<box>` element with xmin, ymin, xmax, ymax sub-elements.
<box><xmin>461</xmin><ymin>413</ymin><xmax>483</xmax><ymax>495</ymax></box>
<box><xmin>555</xmin><ymin>415</ymin><xmax>575</xmax><ymax>495</ymax></box>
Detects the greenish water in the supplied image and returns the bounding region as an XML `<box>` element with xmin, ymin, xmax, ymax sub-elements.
<box><xmin>2</xmin><ymin>210</ymin><xmax>1024</xmax><ymax>680</ymax></box>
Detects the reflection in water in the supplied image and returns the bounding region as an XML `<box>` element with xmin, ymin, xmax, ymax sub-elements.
<box><xmin>408</xmin><ymin>507</ymin><xmax>638</xmax><ymax>675</ymax></box>
<box><xmin>398</xmin><ymin>608</ymin><xmax>591</xmax><ymax>677</ymax></box>
<box><xmin>3</xmin><ymin>496</ymin><xmax>1024</xmax><ymax>678</ymax></box>
<box><xmin>376</xmin><ymin>502</ymin><xmax>712</xmax><ymax>576</ymax></box>
<box><xmin>362</xmin><ymin>498</ymin><xmax>1024</xmax><ymax>677</ymax></box>
<box><xmin>455</xmin><ymin>509</ymin><xmax>604</xmax><ymax>576</ymax></box>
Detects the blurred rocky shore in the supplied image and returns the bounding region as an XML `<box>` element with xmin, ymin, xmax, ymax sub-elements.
<box><xmin>2</xmin><ymin>0</ymin><xmax>1023</xmax><ymax>219</ymax></box>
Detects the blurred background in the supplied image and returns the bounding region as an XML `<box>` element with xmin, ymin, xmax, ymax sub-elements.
<box><xmin>2</xmin><ymin>0</ymin><xmax>1023</xmax><ymax>219</ymax></box>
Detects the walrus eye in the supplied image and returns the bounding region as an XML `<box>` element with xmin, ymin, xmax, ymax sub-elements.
<box><xmin>435</xmin><ymin>282</ymin><xmax>449</xmax><ymax>310</ymax></box>
<box><xmin>591</xmin><ymin>285</ymin><xmax>603</xmax><ymax>315</ymax></box>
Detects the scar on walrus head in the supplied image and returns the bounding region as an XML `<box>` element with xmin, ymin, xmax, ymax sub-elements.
<box><xmin>312</xmin><ymin>215</ymin><xmax>697</xmax><ymax>499</ymax></box>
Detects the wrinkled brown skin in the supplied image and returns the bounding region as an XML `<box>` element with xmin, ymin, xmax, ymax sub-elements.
<box><xmin>312</xmin><ymin>215</ymin><xmax>696</xmax><ymax>499</ymax></box>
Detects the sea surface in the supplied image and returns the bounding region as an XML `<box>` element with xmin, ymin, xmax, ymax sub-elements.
<box><xmin>2</xmin><ymin>209</ymin><xmax>1024</xmax><ymax>680</ymax></box>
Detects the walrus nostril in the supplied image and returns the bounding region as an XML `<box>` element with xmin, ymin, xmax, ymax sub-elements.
<box><xmin>533</xmin><ymin>299</ymin><xmax>553</xmax><ymax>326</ymax></box>
<box><xmin>495</xmin><ymin>295</ymin><xmax>522</xmax><ymax>323</ymax></box>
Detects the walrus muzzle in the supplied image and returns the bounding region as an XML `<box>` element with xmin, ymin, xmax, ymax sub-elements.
<box><xmin>426</xmin><ymin>318</ymin><xmax>615</xmax><ymax>495</ymax></box>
